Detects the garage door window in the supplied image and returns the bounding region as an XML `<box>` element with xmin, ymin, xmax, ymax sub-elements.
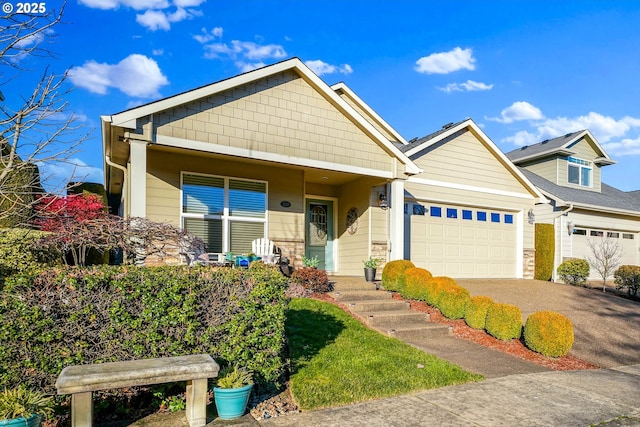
<box><xmin>447</xmin><ymin>208</ymin><xmax>457</xmax><ymax>218</ymax></box>
<box><xmin>430</xmin><ymin>206</ymin><xmax>442</xmax><ymax>217</ymax></box>
<box><xmin>477</xmin><ymin>211</ymin><xmax>487</xmax><ymax>221</ymax></box>
<box><xmin>623</xmin><ymin>234</ymin><xmax>635</xmax><ymax>239</ymax></box>
<box><xmin>491</xmin><ymin>213</ymin><xmax>500</xmax><ymax>223</ymax></box>
<box><xmin>590</xmin><ymin>230</ymin><xmax>604</xmax><ymax>237</ymax></box>
<box><xmin>504</xmin><ymin>214</ymin><xmax>513</xmax><ymax>224</ymax></box>
<box><xmin>574</xmin><ymin>229</ymin><xmax>587</xmax><ymax>235</ymax></box>
<box><xmin>462</xmin><ymin>210</ymin><xmax>473</xmax><ymax>220</ymax></box>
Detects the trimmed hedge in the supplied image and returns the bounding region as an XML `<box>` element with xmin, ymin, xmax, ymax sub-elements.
<box><xmin>464</xmin><ymin>296</ymin><xmax>494</xmax><ymax>330</ymax></box>
<box><xmin>485</xmin><ymin>303</ymin><xmax>522</xmax><ymax>341</ymax></box>
<box><xmin>534</xmin><ymin>223</ymin><xmax>555</xmax><ymax>281</ymax></box>
<box><xmin>403</xmin><ymin>267</ymin><xmax>432</xmax><ymax>300</ymax></box>
<box><xmin>291</xmin><ymin>267</ymin><xmax>331</xmax><ymax>292</ymax></box>
<box><xmin>436</xmin><ymin>285</ymin><xmax>470</xmax><ymax>320</ymax></box>
<box><xmin>523</xmin><ymin>311</ymin><xmax>574</xmax><ymax>357</ymax></box>
<box><xmin>0</xmin><ymin>228</ymin><xmax>60</xmax><ymax>287</ymax></box>
<box><xmin>557</xmin><ymin>258</ymin><xmax>590</xmax><ymax>286</ymax></box>
<box><xmin>0</xmin><ymin>263</ymin><xmax>288</xmax><ymax>393</ymax></box>
<box><xmin>381</xmin><ymin>260</ymin><xmax>415</xmax><ymax>292</ymax></box>
<box><xmin>424</xmin><ymin>276</ymin><xmax>457</xmax><ymax>307</ymax></box>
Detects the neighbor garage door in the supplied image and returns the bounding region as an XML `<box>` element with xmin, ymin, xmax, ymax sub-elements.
<box><xmin>572</xmin><ymin>228</ymin><xmax>639</xmax><ymax>272</ymax></box>
<box><xmin>405</xmin><ymin>202</ymin><xmax>517</xmax><ymax>278</ymax></box>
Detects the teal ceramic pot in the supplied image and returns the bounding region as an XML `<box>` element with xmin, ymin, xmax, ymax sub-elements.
<box><xmin>213</xmin><ymin>384</ymin><xmax>253</xmax><ymax>420</ymax></box>
<box><xmin>0</xmin><ymin>414</ymin><xmax>42</xmax><ymax>427</ymax></box>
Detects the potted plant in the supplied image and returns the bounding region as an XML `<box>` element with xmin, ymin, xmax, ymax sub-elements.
<box><xmin>0</xmin><ymin>386</ymin><xmax>53</xmax><ymax>427</ymax></box>
<box><xmin>212</xmin><ymin>365</ymin><xmax>253</xmax><ymax>420</ymax></box>
<box><xmin>363</xmin><ymin>257</ymin><xmax>382</xmax><ymax>282</ymax></box>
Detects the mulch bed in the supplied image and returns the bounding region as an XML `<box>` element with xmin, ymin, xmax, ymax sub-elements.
<box><xmin>393</xmin><ymin>293</ymin><xmax>599</xmax><ymax>371</ymax></box>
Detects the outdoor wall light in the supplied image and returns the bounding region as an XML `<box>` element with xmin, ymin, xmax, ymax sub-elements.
<box><xmin>567</xmin><ymin>220</ymin><xmax>574</xmax><ymax>235</ymax></box>
<box><xmin>528</xmin><ymin>208</ymin><xmax>535</xmax><ymax>224</ymax></box>
<box><xmin>378</xmin><ymin>192</ymin><xmax>388</xmax><ymax>210</ymax></box>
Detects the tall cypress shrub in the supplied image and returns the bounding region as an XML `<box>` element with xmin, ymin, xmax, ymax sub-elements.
<box><xmin>534</xmin><ymin>223</ymin><xmax>554</xmax><ymax>281</ymax></box>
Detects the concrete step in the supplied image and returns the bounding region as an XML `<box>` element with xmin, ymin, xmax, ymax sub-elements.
<box><xmin>356</xmin><ymin>310</ymin><xmax>429</xmax><ymax>326</ymax></box>
<box><xmin>374</xmin><ymin>321</ymin><xmax>452</xmax><ymax>340</ymax></box>
<box><xmin>330</xmin><ymin>290</ymin><xmax>392</xmax><ymax>302</ymax></box>
<box><xmin>346</xmin><ymin>299</ymin><xmax>409</xmax><ymax>313</ymax></box>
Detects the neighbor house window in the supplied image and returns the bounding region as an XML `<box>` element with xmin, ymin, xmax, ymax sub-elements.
<box><xmin>181</xmin><ymin>173</ymin><xmax>267</xmax><ymax>254</ymax></box>
<box><xmin>567</xmin><ymin>157</ymin><xmax>592</xmax><ymax>187</ymax></box>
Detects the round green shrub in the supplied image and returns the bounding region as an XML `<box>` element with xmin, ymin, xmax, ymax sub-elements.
<box><xmin>381</xmin><ymin>260</ymin><xmax>415</xmax><ymax>292</ymax></box>
<box><xmin>557</xmin><ymin>258</ymin><xmax>590</xmax><ymax>286</ymax></box>
<box><xmin>464</xmin><ymin>295</ymin><xmax>494</xmax><ymax>330</ymax></box>
<box><xmin>424</xmin><ymin>276</ymin><xmax>457</xmax><ymax>306</ymax></box>
<box><xmin>436</xmin><ymin>285</ymin><xmax>470</xmax><ymax>320</ymax></box>
<box><xmin>485</xmin><ymin>303</ymin><xmax>522</xmax><ymax>341</ymax></box>
<box><xmin>524</xmin><ymin>311</ymin><xmax>574</xmax><ymax>357</ymax></box>
<box><xmin>403</xmin><ymin>267</ymin><xmax>432</xmax><ymax>300</ymax></box>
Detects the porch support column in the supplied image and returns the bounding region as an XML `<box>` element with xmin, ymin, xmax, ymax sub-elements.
<box><xmin>129</xmin><ymin>139</ymin><xmax>147</xmax><ymax>218</ymax></box>
<box><xmin>388</xmin><ymin>179</ymin><xmax>404</xmax><ymax>261</ymax></box>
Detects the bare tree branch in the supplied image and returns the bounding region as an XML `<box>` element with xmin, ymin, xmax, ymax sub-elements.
<box><xmin>586</xmin><ymin>234</ymin><xmax>622</xmax><ymax>292</ymax></box>
<box><xmin>0</xmin><ymin>1</ymin><xmax>89</xmax><ymax>227</ymax></box>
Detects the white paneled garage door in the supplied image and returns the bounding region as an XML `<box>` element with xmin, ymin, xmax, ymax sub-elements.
<box><xmin>405</xmin><ymin>202</ymin><xmax>517</xmax><ymax>278</ymax></box>
<box><xmin>572</xmin><ymin>228</ymin><xmax>639</xmax><ymax>271</ymax></box>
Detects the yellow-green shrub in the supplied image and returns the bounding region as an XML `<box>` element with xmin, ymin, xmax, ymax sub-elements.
<box><xmin>524</xmin><ymin>311</ymin><xmax>574</xmax><ymax>357</ymax></box>
<box><xmin>424</xmin><ymin>276</ymin><xmax>457</xmax><ymax>306</ymax></box>
<box><xmin>436</xmin><ymin>285</ymin><xmax>470</xmax><ymax>320</ymax></box>
<box><xmin>381</xmin><ymin>260</ymin><xmax>415</xmax><ymax>292</ymax></box>
<box><xmin>464</xmin><ymin>296</ymin><xmax>494</xmax><ymax>329</ymax></box>
<box><xmin>403</xmin><ymin>267</ymin><xmax>432</xmax><ymax>300</ymax></box>
<box><xmin>485</xmin><ymin>303</ymin><xmax>522</xmax><ymax>341</ymax></box>
<box><xmin>534</xmin><ymin>223</ymin><xmax>555</xmax><ymax>281</ymax></box>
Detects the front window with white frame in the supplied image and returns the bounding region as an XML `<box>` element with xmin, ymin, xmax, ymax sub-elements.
<box><xmin>567</xmin><ymin>157</ymin><xmax>592</xmax><ymax>187</ymax></box>
<box><xmin>181</xmin><ymin>172</ymin><xmax>267</xmax><ymax>254</ymax></box>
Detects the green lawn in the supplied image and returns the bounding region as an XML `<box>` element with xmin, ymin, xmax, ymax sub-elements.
<box><xmin>286</xmin><ymin>298</ymin><xmax>483</xmax><ymax>410</ymax></box>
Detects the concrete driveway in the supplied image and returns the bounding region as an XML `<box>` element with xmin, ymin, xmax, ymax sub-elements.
<box><xmin>456</xmin><ymin>279</ymin><xmax>640</xmax><ymax>368</ymax></box>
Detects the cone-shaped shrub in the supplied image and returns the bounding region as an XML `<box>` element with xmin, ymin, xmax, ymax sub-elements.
<box><xmin>403</xmin><ymin>267</ymin><xmax>432</xmax><ymax>300</ymax></box>
<box><xmin>436</xmin><ymin>285</ymin><xmax>470</xmax><ymax>320</ymax></box>
<box><xmin>524</xmin><ymin>311</ymin><xmax>574</xmax><ymax>357</ymax></box>
<box><xmin>424</xmin><ymin>276</ymin><xmax>457</xmax><ymax>306</ymax></box>
<box><xmin>464</xmin><ymin>296</ymin><xmax>494</xmax><ymax>330</ymax></box>
<box><xmin>485</xmin><ymin>303</ymin><xmax>522</xmax><ymax>341</ymax></box>
<box><xmin>381</xmin><ymin>260</ymin><xmax>415</xmax><ymax>292</ymax></box>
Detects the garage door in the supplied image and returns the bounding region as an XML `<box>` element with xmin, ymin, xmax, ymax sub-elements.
<box><xmin>405</xmin><ymin>202</ymin><xmax>517</xmax><ymax>278</ymax></box>
<box><xmin>572</xmin><ymin>228</ymin><xmax>639</xmax><ymax>272</ymax></box>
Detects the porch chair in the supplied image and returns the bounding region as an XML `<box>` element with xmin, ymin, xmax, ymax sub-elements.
<box><xmin>251</xmin><ymin>238</ymin><xmax>281</xmax><ymax>264</ymax></box>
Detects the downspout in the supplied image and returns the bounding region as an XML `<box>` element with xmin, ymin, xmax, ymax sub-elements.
<box><xmin>105</xmin><ymin>155</ymin><xmax>128</xmax><ymax>217</ymax></box>
<box><xmin>553</xmin><ymin>203</ymin><xmax>574</xmax><ymax>281</ymax></box>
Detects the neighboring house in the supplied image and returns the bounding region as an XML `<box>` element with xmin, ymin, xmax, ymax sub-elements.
<box><xmin>101</xmin><ymin>57</ymin><xmax>544</xmax><ymax>278</ymax></box>
<box><xmin>506</xmin><ymin>131</ymin><xmax>640</xmax><ymax>281</ymax></box>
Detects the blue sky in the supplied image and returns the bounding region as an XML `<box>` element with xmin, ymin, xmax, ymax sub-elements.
<box><xmin>7</xmin><ymin>0</ymin><xmax>640</xmax><ymax>191</ymax></box>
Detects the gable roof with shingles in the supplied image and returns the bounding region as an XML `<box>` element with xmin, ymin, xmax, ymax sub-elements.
<box><xmin>519</xmin><ymin>168</ymin><xmax>640</xmax><ymax>215</ymax></box>
<box><xmin>505</xmin><ymin>130</ymin><xmax>615</xmax><ymax>166</ymax></box>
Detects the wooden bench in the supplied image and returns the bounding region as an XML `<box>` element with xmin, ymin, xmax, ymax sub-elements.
<box><xmin>55</xmin><ymin>354</ymin><xmax>219</xmax><ymax>427</ymax></box>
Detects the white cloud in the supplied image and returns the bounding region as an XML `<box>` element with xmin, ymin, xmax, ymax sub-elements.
<box><xmin>236</xmin><ymin>61</ymin><xmax>267</xmax><ymax>73</ymax></box>
<box><xmin>438</xmin><ymin>80</ymin><xmax>493</xmax><ymax>93</ymax></box>
<box><xmin>69</xmin><ymin>54</ymin><xmax>169</xmax><ymax>98</ymax></box>
<box><xmin>152</xmin><ymin>48</ymin><xmax>164</xmax><ymax>55</ymax></box>
<box><xmin>136</xmin><ymin>7</ymin><xmax>201</xmax><ymax>31</ymax></box>
<box><xmin>489</xmin><ymin>101</ymin><xmax>544</xmax><ymax>124</ymax></box>
<box><xmin>602</xmin><ymin>137</ymin><xmax>640</xmax><ymax>156</ymax></box>
<box><xmin>194</xmin><ymin>27</ymin><xmax>223</xmax><ymax>44</ymax></box>
<box><xmin>173</xmin><ymin>0</ymin><xmax>205</xmax><ymax>6</ymax></box>
<box><xmin>415</xmin><ymin>47</ymin><xmax>476</xmax><ymax>74</ymax></box>
<box><xmin>498</xmin><ymin>105</ymin><xmax>640</xmax><ymax>152</ymax></box>
<box><xmin>305</xmin><ymin>60</ymin><xmax>353</xmax><ymax>76</ymax></box>
<box><xmin>38</xmin><ymin>158</ymin><xmax>103</xmax><ymax>194</ymax></box>
<box><xmin>79</xmin><ymin>0</ymin><xmax>170</xmax><ymax>10</ymax></box>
